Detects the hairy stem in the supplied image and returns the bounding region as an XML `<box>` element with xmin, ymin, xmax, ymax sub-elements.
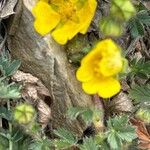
<box><xmin>7</xmin><ymin>101</ymin><xmax>13</xmax><ymax>150</ymax></box>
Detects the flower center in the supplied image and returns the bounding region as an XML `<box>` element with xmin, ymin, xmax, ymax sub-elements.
<box><xmin>93</xmin><ymin>59</ymin><xmax>103</xmax><ymax>78</ymax></box>
<box><xmin>93</xmin><ymin>54</ymin><xmax>123</xmax><ymax>77</ymax></box>
<box><xmin>59</xmin><ymin>1</ymin><xmax>77</xmax><ymax>20</ymax></box>
<box><xmin>49</xmin><ymin>0</ymin><xmax>77</xmax><ymax>21</ymax></box>
<box><xmin>99</xmin><ymin>54</ymin><xmax>123</xmax><ymax>77</ymax></box>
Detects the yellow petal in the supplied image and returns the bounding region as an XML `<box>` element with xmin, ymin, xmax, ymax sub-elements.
<box><xmin>51</xmin><ymin>0</ymin><xmax>97</xmax><ymax>44</ymax></box>
<box><xmin>81</xmin><ymin>45</ymin><xmax>101</xmax><ymax>65</ymax></box>
<box><xmin>97</xmin><ymin>77</ymin><xmax>121</xmax><ymax>98</ymax></box>
<box><xmin>82</xmin><ymin>77</ymin><xmax>121</xmax><ymax>98</ymax></box>
<box><xmin>76</xmin><ymin>65</ymin><xmax>94</xmax><ymax>82</ymax></box>
<box><xmin>80</xmin><ymin>39</ymin><xmax>117</xmax><ymax>65</ymax></box>
<box><xmin>82</xmin><ymin>77</ymin><xmax>99</xmax><ymax>94</ymax></box>
<box><xmin>51</xmin><ymin>20</ymin><xmax>82</xmax><ymax>44</ymax></box>
<box><xmin>97</xmin><ymin>39</ymin><xmax>121</xmax><ymax>57</ymax></box>
<box><xmin>32</xmin><ymin>1</ymin><xmax>60</xmax><ymax>35</ymax></box>
<box><xmin>76</xmin><ymin>47</ymin><xmax>101</xmax><ymax>82</ymax></box>
<box><xmin>78</xmin><ymin>0</ymin><xmax>97</xmax><ymax>34</ymax></box>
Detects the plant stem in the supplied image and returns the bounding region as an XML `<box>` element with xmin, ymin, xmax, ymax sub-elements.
<box><xmin>7</xmin><ymin>101</ymin><xmax>13</xmax><ymax>150</ymax></box>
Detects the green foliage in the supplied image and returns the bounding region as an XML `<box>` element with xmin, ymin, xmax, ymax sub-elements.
<box><xmin>136</xmin><ymin>2</ymin><xmax>148</xmax><ymax>12</ymax></box>
<box><xmin>29</xmin><ymin>137</ymin><xmax>51</xmax><ymax>150</ymax></box>
<box><xmin>129</xmin><ymin>58</ymin><xmax>150</xmax><ymax>78</ymax></box>
<box><xmin>129</xmin><ymin>84</ymin><xmax>150</xmax><ymax>103</ymax></box>
<box><xmin>11</xmin><ymin>128</ymin><xmax>31</xmax><ymax>150</ymax></box>
<box><xmin>0</xmin><ymin>131</ymin><xmax>9</xmax><ymax>150</ymax></box>
<box><xmin>79</xmin><ymin>137</ymin><xmax>99</xmax><ymax>150</ymax></box>
<box><xmin>0</xmin><ymin>128</ymin><xmax>31</xmax><ymax>150</ymax></box>
<box><xmin>67</xmin><ymin>45</ymin><xmax>91</xmax><ymax>65</ymax></box>
<box><xmin>128</xmin><ymin>10</ymin><xmax>150</xmax><ymax>38</ymax></box>
<box><xmin>0</xmin><ymin>79</ymin><xmax>21</xmax><ymax>99</ymax></box>
<box><xmin>0</xmin><ymin>51</ymin><xmax>21</xmax><ymax>77</ymax></box>
<box><xmin>53</xmin><ymin>128</ymin><xmax>77</xmax><ymax>149</ymax></box>
<box><xmin>0</xmin><ymin>1</ymin><xmax>148</xmax><ymax>150</ymax></box>
<box><xmin>0</xmin><ymin>106</ymin><xmax>12</xmax><ymax>121</ymax></box>
<box><xmin>67</xmin><ymin>107</ymin><xmax>102</xmax><ymax>125</ymax></box>
<box><xmin>67</xmin><ymin>106</ymin><xmax>84</xmax><ymax>119</ymax></box>
<box><xmin>106</xmin><ymin>115</ymin><xmax>136</xmax><ymax>150</ymax></box>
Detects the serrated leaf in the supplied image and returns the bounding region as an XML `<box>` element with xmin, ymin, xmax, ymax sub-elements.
<box><xmin>0</xmin><ymin>133</ymin><xmax>9</xmax><ymax>150</ymax></box>
<box><xmin>80</xmin><ymin>137</ymin><xmax>99</xmax><ymax>150</ymax></box>
<box><xmin>67</xmin><ymin>107</ymin><xmax>85</xmax><ymax>120</ymax></box>
<box><xmin>0</xmin><ymin>79</ymin><xmax>21</xmax><ymax>99</ymax></box>
<box><xmin>129</xmin><ymin>84</ymin><xmax>150</xmax><ymax>102</ymax></box>
<box><xmin>4</xmin><ymin>60</ymin><xmax>21</xmax><ymax>77</ymax></box>
<box><xmin>12</xmin><ymin>129</ymin><xmax>24</xmax><ymax>143</ymax></box>
<box><xmin>129</xmin><ymin>17</ymin><xmax>145</xmax><ymax>38</ymax></box>
<box><xmin>137</xmin><ymin>2</ymin><xmax>148</xmax><ymax>11</ymax></box>
<box><xmin>67</xmin><ymin>107</ymin><xmax>94</xmax><ymax>124</ymax></box>
<box><xmin>81</xmin><ymin>109</ymin><xmax>93</xmax><ymax>124</ymax></box>
<box><xmin>54</xmin><ymin>128</ymin><xmax>76</xmax><ymax>144</ymax></box>
<box><xmin>118</xmin><ymin>126</ymin><xmax>137</xmax><ymax>142</ymax></box>
<box><xmin>137</xmin><ymin>10</ymin><xmax>150</xmax><ymax>25</ymax></box>
<box><xmin>0</xmin><ymin>106</ymin><xmax>12</xmax><ymax>120</ymax></box>
<box><xmin>106</xmin><ymin>115</ymin><xmax>136</xmax><ymax>149</ymax></box>
<box><xmin>107</xmin><ymin>132</ymin><xmax>122</xmax><ymax>150</ymax></box>
<box><xmin>128</xmin><ymin>10</ymin><xmax>150</xmax><ymax>38</ymax></box>
<box><xmin>29</xmin><ymin>138</ymin><xmax>51</xmax><ymax>150</ymax></box>
<box><xmin>0</xmin><ymin>52</ymin><xmax>21</xmax><ymax>77</ymax></box>
<box><xmin>130</xmin><ymin>58</ymin><xmax>150</xmax><ymax>78</ymax></box>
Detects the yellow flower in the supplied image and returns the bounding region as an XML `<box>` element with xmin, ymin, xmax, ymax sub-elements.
<box><xmin>32</xmin><ymin>0</ymin><xmax>97</xmax><ymax>45</ymax></box>
<box><xmin>76</xmin><ymin>39</ymin><xmax>124</xmax><ymax>98</ymax></box>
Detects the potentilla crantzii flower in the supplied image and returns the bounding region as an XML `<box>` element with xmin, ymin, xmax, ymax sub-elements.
<box><xmin>32</xmin><ymin>0</ymin><xmax>97</xmax><ymax>44</ymax></box>
<box><xmin>76</xmin><ymin>39</ymin><xmax>124</xmax><ymax>98</ymax></box>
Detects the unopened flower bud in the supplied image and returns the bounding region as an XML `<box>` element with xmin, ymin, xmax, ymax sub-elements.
<box><xmin>14</xmin><ymin>104</ymin><xmax>35</xmax><ymax>124</ymax></box>
<box><xmin>100</xmin><ymin>18</ymin><xmax>123</xmax><ymax>37</ymax></box>
<box><xmin>111</xmin><ymin>0</ymin><xmax>136</xmax><ymax>21</ymax></box>
<box><xmin>136</xmin><ymin>108</ymin><xmax>150</xmax><ymax>123</ymax></box>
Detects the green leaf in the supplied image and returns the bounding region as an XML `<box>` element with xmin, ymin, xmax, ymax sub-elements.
<box><xmin>67</xmin><ymin>107</ymin><xmax>94</xmax><ymax>124</ymax></box>
<box><xmin>0</xmin><ymin>79</ymin><xmax>21</xmax><ymax>99</ymax></box>
<box><xmin>129</xmin><ymin>84</ymin><xmax>150</xmax><ymax>102</ymax></box>
<box><xmin>130</xmin><ymin>58</ymin><xmax>150</xmax><ymax>78</ymax></box>
<box><xmin>54</xmin><ymin>128</ymin><xmax>76</xmax><ymax>144</ymax></box>
<box><xmin>29</xmin><ymin>138</ymin><xmax>51</xmax><ymax>150</ymax></box>
<box><xmin>4</xmin><ymin>60</ymin><xmax>21</xmax><ymax>77</ymax></box>
<box><xmin>0</xmin><ymin>52</ymin><xmax>21</xmax><ymax>77</ymax></box>
<box><xmin>81</xmin><ymin>109</ymin><xmax>93</xmax><ymax>124</ymax></box>
<box><xmin>128</xmin><ymin>17</ymin><xmax>144</xmax><ymax>38</ymax></box>
<box><xmin>0</xmin><ymin>133</ymin><xmax>9</xmax><ymax>150</ymax></box>
<box><xmin>128</xmin><ymin>10</ymin><xmax>150</xmax><ymax>38</ymax></box>
<box><xmin>137</xmin><ymin>10</ymin><xmax>150</xmax><ymax>25</ymax></box>
<box><xmin>0</xmin><ymin>106</ymin><xmax>12</xmax><ymax>120</ymax></box>
<box><xmin>80</xmin><ymin>137</ymin><xmax>99</xmax><ymax>150</ymax></box>
<box><xmin>106</xmin><ymin>115</ymin><xmax>136</xmax><ymax>149</ymax></box>
<box><xmin>107</xmin><ymin>132</ymin><xmax>122</xmax><ymax>150</ymax></box>
<box><xmin>12</xmin><ymin>128</ymin><xmax>31</xmax><ymax>150</ymax></box>
<box><xmin>67</xmin><ymin>107</ymin><xmax>85</xmax><ymax>120</ymax></box>
<box><xmin>136</xmin><ymin>2</ymin><xmax>148</xmax><ymax>11</ymax></box>
<box><xmin>118</xmin><ymin>126</ymin><xmax>137</xmax><ymax>142</ymax></box>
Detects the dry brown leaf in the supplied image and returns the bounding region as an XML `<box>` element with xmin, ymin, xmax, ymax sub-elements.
<box><xmin>112</xmin><ymin>92</ymin><xmax>133</xmax><ymax>112</ymax></box>
<box><xmin>0</xmin><ymin>0</ymin><xmax>18</xmax><ymax>19</ymax></box>
<box><xmin>130</xmin><ymin>118</ymin><xmax>150</xmax><ymax>150</ymax></box>
<box><xmin>12</xmin><ymin>70</ymin><xmax>52</xmax><ymax>129</ymax></box>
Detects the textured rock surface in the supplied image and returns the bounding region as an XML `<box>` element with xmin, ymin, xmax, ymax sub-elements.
<box><xmin>7</xmin><ymin>0</ymin><xmax>94</xmax><ymax>135</ymax></box>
